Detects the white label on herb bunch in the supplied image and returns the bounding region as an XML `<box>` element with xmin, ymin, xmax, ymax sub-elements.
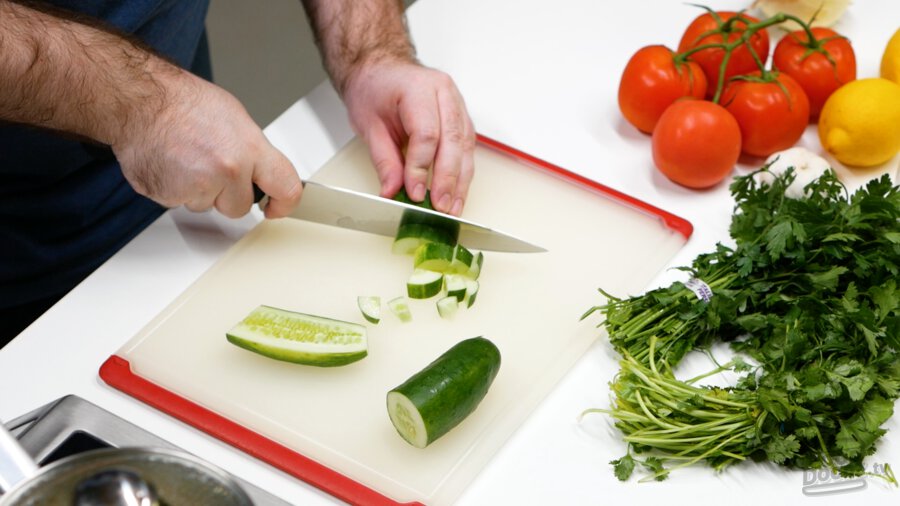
<box><xmin>684</xmin><ymin>278</ymin><xmax>713</xmax><ymax>302</ymax></box>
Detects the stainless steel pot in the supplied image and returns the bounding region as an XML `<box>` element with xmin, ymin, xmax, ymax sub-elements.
<box><xmin>0</xmin><ymin>422</ymin><xmax>252</xmax><ymax>505</ymax></box>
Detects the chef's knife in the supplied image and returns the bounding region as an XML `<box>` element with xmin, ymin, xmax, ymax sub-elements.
<box><xmin>254</xmin><ymin>181</ymin><xmax>546</xmax><ymax>253</ymax></box>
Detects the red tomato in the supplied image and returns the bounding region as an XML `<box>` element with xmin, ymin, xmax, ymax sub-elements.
<box><xmin>677</xmin><ymin>11</ymin><xmax>770</xmax><ymax>96</ymax></box>
<box><xmin>618</xmin><ymin>45</ymin><xmax>708</xmax><ymax>133</ymax></box>
<box><xmin>720</xmin><ymin>71</ymin><xmax>810</xmax><ymax>157</ymax></box>
<box><xmin>773</xmin><ymin>27</ymin><xmax>856</xmax><ymax>120</ymax></box>
<box><xmin>652</xmin><ymin>99</ymin><xmax>742</xmax><ymax>189</ymax></box>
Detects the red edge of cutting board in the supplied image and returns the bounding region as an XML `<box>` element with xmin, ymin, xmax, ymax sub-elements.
<box><xmin>99</xmin><ymin>355</ymin><xmax>419</xmax><ymax>506</ymax></box>
<box><xmin>98</xmin><ymin>135</ymin><xmax>693</xmax><ymax>505</ymax></box>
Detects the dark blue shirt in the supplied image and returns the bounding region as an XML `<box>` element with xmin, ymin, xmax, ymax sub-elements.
<box><xmin>0</xmin><ymin>0</ymin><xmax>211</xmax><ymax>309</ymax></box>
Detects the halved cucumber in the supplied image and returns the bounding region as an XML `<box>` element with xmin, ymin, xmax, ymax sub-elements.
<box><xmin>357</xmin><ymin>296</ymin><xmax>381</xmax><ymax>324</ymax></box>
<box><xmin>226</xmin><ymin>305</ymin><xmax>367</xmax><ymax>367</ymax></box>
<box><xmin>387</xmin><ymin>337</ymin><xmax>501</xmax><ymax>448</ymax></box>
<box><xmin>407</xmin><ymin>269</ymin><xmax>444</xmax><ymax>299</ymax></box>
<box><xmin>413</xmin><ymin>242</ymin><xmax>454</xmax><ymax>272</ymax></box>
<box><xmin>393</xmin><ymin>188</ymin><xmax>460</xmax><ymax>244</ymax></box>
<box><xmin>436</xmin><ymin>295</ymin><xmax>459</xmax><ymax>319</ymax></box>
<box><xmin>388</xmin><ymin>296</ymin><xmax>413</xmax><ymax>322</ymax></box>
<box><xmin>392</xmin><ymin>224</ymin><xmax>457</xmax><ymax>255</ymax></box>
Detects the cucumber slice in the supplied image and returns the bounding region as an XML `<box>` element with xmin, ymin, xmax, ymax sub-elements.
<box><xmin>444</xmin><ymin>274</ymin><xmax>467</xmax><ymax>302</ymax></box>
<box><xmin>465</xmin><ymin>280</ymin><xmax>480</xmax><ymax>308</ymax></box>
<box><xmin>387</xmin><ymin>337</ymin><xmax>501</xmax><ymax>448</ymax></box>
<box><xmin>392</xmin><ymin>224</ymin><xmax>457</xmax><ymax>255</ymax></box>
<box><xmin>413</xmin><ymin>242</ymin><xmax>454</xmax><ymax>272</ymax></box>
<box><xmin>388</xmin><ymin>296</ymin><xmax>413</xmax><ymax>322</ymax></box>
<box><xmin>450</xmin><ymin>245</ymin><xmax>474</xmax><ymax>274</ymax></box>
<box><xmin>436</xmin><ymin>295</ymin><xmax>459</xmax><ymax>319</ymax></box>
<box><xmin>226</xmin><ymin>305</ymin><xmax>367</xmax><ymax>367</ymax></box>
<box><xmin>466</xmin><ymin>251</ymin><xmax>484</xmax><ymax>280</ymax></box>
<box><xmin>407</xmin><ymin>269</ymin><xmax>444</xmax><ymax>299</ymax></box>
<box><xmin>357</xmin><ymin>296</ymin><xmax>381</xmax><ymax>324</ymax></box>
<box><xmin>393</xmin><ymin>188</ymin><xmax>461</xmax><ymax>243</ymax></box>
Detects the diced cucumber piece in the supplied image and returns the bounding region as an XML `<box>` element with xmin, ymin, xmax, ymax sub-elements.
<box><xmin>436</xmin><ymin>296</ymin><xmax>459</xmax><ymax>319</ymax></box>
<box><xmin>357</xmin><ymin>296</ymin><xmax>381</xmax><ymax>324</ymax></box>
<box><xmin>226</xmin><ymin>305</ymin><xmax>367</xmax><ymax>367</ymax></box>
<box><xmin>466</xmin><ymin>251</ymin><xmax>484</xmax><ymax>280</ymax></box>
<box><xmin>392</xmin><ymin>224</ymin><xmax>457</xmax><ymax>255</ymax></box>
<box><xmin>388</xmin><ymin>296</ymin><xmax>413</xmax><ymax>322</ymax></box>
<box><xmin>413</xmin><ymin>242</ymin><xmax>455</xmax><ymax>272</ymax></box>
<box><xmin>450</xmin><ymin>245</ymin><xmax>474</xmax><ymax>274</ymax></box>
<box><xmin>465</xmin><ymin>280</ymin><xmax>480</xmax><ymax>308</ymax></box>
<box><xmin>444</xmin><ymin>274</ymin><xmax>467</xmax><ymax>302</ymax></box>
<box><xmin>407</xmin><ymin>269</ymin><xmax>444</xmax><ymax>299</ymax></box>
<box><xmin>387</xmin><ymin>337</ymin><xmax>501</xmax><ymax>448</ymax></box>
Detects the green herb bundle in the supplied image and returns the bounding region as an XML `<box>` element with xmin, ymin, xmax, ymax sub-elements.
<box><xmin>583</xmin><ymin>168</ymin><xmax>900</xmax><ymax>483</ymax></box>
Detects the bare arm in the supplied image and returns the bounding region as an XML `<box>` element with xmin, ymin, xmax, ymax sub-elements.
<box><xmin>301</xmin><ymin>0</ymin><xmax>475</xmax><ymax>216</ymax></box>
<box><xmin>0</xmin><ymin>0</ymin><xmax>300</xmax><ymax>218</ymax></box>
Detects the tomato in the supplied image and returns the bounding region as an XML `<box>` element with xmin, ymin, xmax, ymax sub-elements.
<box><xmin>652</xmin><ymin>99</ymin><xmax>742</xmax><ymax>189</ymax></box>
<box><xmin>720</xmin><ymin>71</ymin><xmax>810</xmax><ymax>157</ymax></box>
<box><xmin>618</xmin><ymin>45</ymin><xmax>708</xmax><ymax>133</ymax></box>
<box><xmin>773</xmin><ymin>27</ymin><xmax>856</xmax><ymax>120</ymax></box>
<box><xmin>677</xmin><ymin>11</ymin><xmax>770</xmax><ymax>96</ymax></box>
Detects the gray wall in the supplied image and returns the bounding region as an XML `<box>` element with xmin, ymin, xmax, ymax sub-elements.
<box><xmin>206</xmin><ymin>0</ymin><xmax>416</xmax><ymax>127</ymax></box>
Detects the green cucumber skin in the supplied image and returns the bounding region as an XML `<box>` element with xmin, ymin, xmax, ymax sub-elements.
<box><xmin>393</xmin><ymin>188</ymin><xmax>461</xmax><ymax>241</ymax></box>
<box><xmin>225</xmin><ymin>333</ymin><xmax>367</xmax><ymax>367</ymax></box>
<box><xmin>389</xmin><ymin>337</ymin><xmax>501</xmax><ymax>446</ymax></box>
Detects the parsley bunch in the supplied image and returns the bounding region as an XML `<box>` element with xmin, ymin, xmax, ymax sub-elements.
<box><xmin>584</xmin><ymin>168</ymin><xmax>900</xmax><ymax>482</ymax></box>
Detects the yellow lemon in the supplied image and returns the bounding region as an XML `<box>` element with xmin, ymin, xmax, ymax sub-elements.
<box><xmin>882</xmin><ymin>28</ymin><xmax>900</xmax><ymax>85</ymax></box>
<box><xmin>818</xmin><ymin>78</ymin><xmax>900</xmax><ymax>167</ymax></box>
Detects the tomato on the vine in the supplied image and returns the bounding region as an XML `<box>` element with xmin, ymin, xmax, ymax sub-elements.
<box><xmin>773</xmin><ymin>27</ymin><xmax>856</xmax><ymax>120</ymax></box>
<box><xmin>618</xmin><ymin>45</ymin><xmax>708</xmax><ymax>133</ymax></box>
<box><xmin>652</xmin><ymin>99</ymin><xmax>742</xmax><ymax>189</ymax></box>
<box><xmin>677</xmin><ymin>11</ymin><xmax>770</xmax><ymax>96</ymax></box>
<box><xmin>720</xmin><ymin>71</ymin><xmax>810</xmax><ymax>158</ymax></box>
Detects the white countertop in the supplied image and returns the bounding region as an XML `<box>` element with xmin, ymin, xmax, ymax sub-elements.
<box><xmin>3</xmin><ymin>1</ymin><xmax>900</xmax><ymax>504</ymax></box>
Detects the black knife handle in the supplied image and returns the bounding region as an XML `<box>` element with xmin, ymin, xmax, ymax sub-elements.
<box><xmin>252</xmin><ymin>184</ymin><xmax>265</xmax><ymax>203</ymax></box>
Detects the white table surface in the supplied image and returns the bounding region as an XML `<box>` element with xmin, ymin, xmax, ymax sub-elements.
<box><xmin>3</xmin><ymin>1</ymin><xmax>900</xmax><ymax>504</ymax></box>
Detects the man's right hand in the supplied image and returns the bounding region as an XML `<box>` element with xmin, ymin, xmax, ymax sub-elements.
<box><xmin>112</xmin><ymin>72</ymin><xmax>302</xmax><ymax>219</ymax></box>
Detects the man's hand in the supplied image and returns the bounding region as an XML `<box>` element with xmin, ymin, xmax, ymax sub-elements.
<box><xmin>112</xmin><ymin>72</ymin><xmax>301</xmax><ymax>219</ymax></box>
<box><xmin>343</xmin><ymin>60</ymin><xmax>475</xmax><ymax>217</ymax></box>
<box><xmin>302</xmin><ymin>0</ymin><xmax>475</xmax><ymax>216</ymax></box>
<box><xmin>0</xmin><ymin>1</ymin><xmax>300</xmax><ymax>219</ymax></box>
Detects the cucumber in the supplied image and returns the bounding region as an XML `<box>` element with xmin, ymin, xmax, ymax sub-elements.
<box><xmin>393</xmin><ymin>188</ymin><xmax>460</xmax><ymax>244</ymax></box>
<box><xmin>464</xmin><ymin>280</ymin><xmax>480</xmax><ymax>308</ymax></box>
<box><xmin>357</xmin><ymin>296</ymin><xmax>381</xmax><ymax>324</ymax></box>
<box><xmin>450</xmin><ymin>244</ymin><xmax>474</xmax><ymax>274</ymax></box>
<box><xmin>388</xmin><ymin>296</ymin><xmax>413</xmax><ymax>322</ymax></box>
<box><xmin>386</xmin><ymin>337</ymin><xmax>501</xmax><ymax>448</ymax></box>
<box><xmin>226</xmin><ymin>305</ymin><xmax>367</xmax><ymax>367</ymax></box>
<box><xmin>466</xmin><ymin>251</ymin><xmax>484</xmax><ymax>280</ymax></box>
<box><xmin>444</xmin><ymin>274</ymin><xmax>467</xmax><ymax>302</ymax></box>
<box><xmin>413</xmin><ymin>242</ymin><xmax>454</xmax><ymax>272</ymax></box>
<box><xmin>392</xmin><ymin>224</ymin><xmax>457</xmax><ymax>255</ymax></box>
<box><xmin>436</xmin><ymin>295</ymin><xmax>459</xmax><ymax>319</ymax></box>
<box><xmin>407</xmin><ymin>269</ymin><xmax>444</xmax><ymax>299</ymax></box>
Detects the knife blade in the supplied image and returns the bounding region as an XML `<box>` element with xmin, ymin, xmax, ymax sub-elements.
<box><xmin>256</xmin><ymin>181</ymin><xmax>546</xmax><ymax>253</ymax></box>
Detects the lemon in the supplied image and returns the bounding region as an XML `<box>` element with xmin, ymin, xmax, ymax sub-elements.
<box><xmin>753</xmin><ymin>0</ymin><xmax>850</xmax><ymax>30</ymax></box>
<box><xmin>818</xmin><ymin>78</ymin><xmax>900</xmax><ymax>167</ymax></box>
<box><xmin>882</xmin><ymin>28</ymin><xmax>900</xmax><ymax>85</ymax></box>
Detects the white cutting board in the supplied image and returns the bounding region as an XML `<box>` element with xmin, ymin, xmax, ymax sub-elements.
<box><xmin>113</xmin><ymin>138</ymin><xmax>687</xmax><ymax>505</ymax></box>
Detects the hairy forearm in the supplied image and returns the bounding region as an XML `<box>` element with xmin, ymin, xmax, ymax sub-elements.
<box><xmin>300</xmin><ymin>0</ymin><xmax>415</xmax><ymax>96</ymax></box>
<box><xmin>0</xmin><ymin>0</ymin><xmax>184</xmax><ymax>145</ymax></box>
